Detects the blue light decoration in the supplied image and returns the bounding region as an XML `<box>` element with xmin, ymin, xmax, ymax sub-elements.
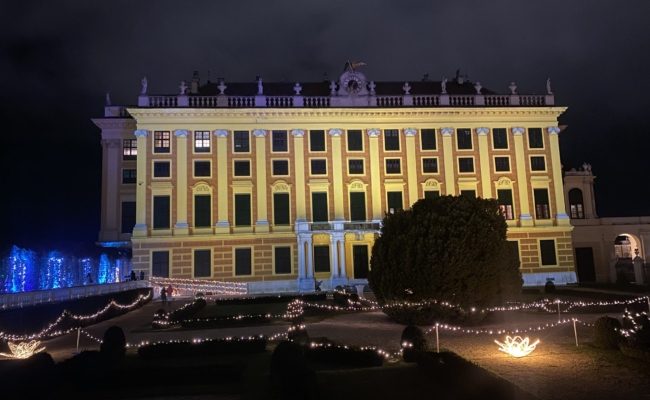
<box><xmin>98</xmin><ymin>253</ymin><xmax>111</xmax><ymax>284</ymax></box>
<box><xmin>3</xmin><ymin>246</ymin><xmax>38</xmax><ymax>293</ymax></box>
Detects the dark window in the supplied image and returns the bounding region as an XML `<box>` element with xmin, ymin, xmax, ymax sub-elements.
<box><xmin>152</xmin><ymin>251</ymin><xmax>169</xmax><ymax>278</ymax></box>
<box><xmin>123</xmin><ymin>139</ymin><xmax>137</xmax><ymax>160</ymax></box>
<box><xmin>422</xmin><ymin>158</ymin><xmax>438</xmax><ymax>173</ymax></box>
<box><xmin>234</xmin><ymin>194</ymin><xmax>251</xmax><ymax>226</ymax></box>
<box><xmin>194</xmin><ymin>161</ymin><xmax>211</xmax><ymax>177</ymax></box>
<box><xmin>233</xmin><ymin>131</ymin><xmax>250</xmax><ymax>152</ymax></box>
<box><xmin>153</xmin><ymin>196</ymin><xmax>170</xmax><ymax>229</ymax></box>
<box><xmin>384</xmin><ymin>129</ymin><xmax>400</xmax><ymax>151</ymax></box>
<box><xmin>387</xmin><ymin>191</ymin><xmax>402</xmax><ymax>213</ymax></box>
<box><xmin>421</xmin><ymin>129</ymin><xmax>436</xmax><ymax>150</ymax></box>
<box><xmin>194</xmin><ymin>194</ymin><xmax>211</xmax><ymax>227</ymax></box>
<box><xmin>456</xmin><ymin>128</ymin><xmax>472</xmax><ymax>149</ymax></box>
<box><xmin>313</xmin><ymin>245</ymin><xmax>330</xmax><ymax>273</ymax></box>
<box><xmin>312</xmin><ymin>192</ymin><xmax>328</xmax><ymax>222</ymax></box>
<box><xmin>349</xmin><ymin>192</ymin><xmax>366</xmax><ymax>221</ymax></box>
<box><xmin>273</xmin><ymin>193</ymin><xmax>290</xmax><ymax>225</ymax></box>
<box><xmin>310</xmin><ymin>130</ymin><xmax>325</xmax><ymax>151</ymax></box>
<box><xmin>492</xmin><ymin>128</ymin><xmax>508</xmax><ymax>149</ymax></box>
<box><xmin>153</xmin><ymin>161</ymin><xmax>170</xmax><ymax>178</ymax></box>
<box><xmin>497</xmin><ymin>189</ymin><xmax>514</xmax><ymax>220</ymax></box>
<box><xmin>154</xmin><ymin>131</ymin><xmax>170</xmax><ymax>153</ymax></box>
<box><xmin>194</xmin><ymin>249</ymin><xmax>211</xmax><ymax>277</ymax></box>
<box><xmin>121</xmin><ymin>201</ymin><xmax>135</xmax><ymax>234</ymax></box>
<box><xmin>569</xmin><ymin>188</ymin><xmax>585</xmax><ymax>219</ymax></box>
<box><xmin>274</xmin><ymin>247</ymin><xmax>291</xmax><ymax>274</ymax></box>
<box><xmin>310</xmin><ymin>159</ymin><xmax>327</xmax><ymax>175</ymax></box>
<box><xmin>424</xmin><ymin>190</ymin><xmax>440</xmax><ymax>200</ymax></box>
<box><xmin>540</xmin><ymin>240</ymin><xmax>557</xmax><ymax>265</ymax></box>
<box><xmin>460</xmin><ymin>190</ymin><xmax>476</xmax><ymax>197</ymax></box>
<box><xmin>348</xmin><ymin>159</ymin><xmax>364</xmax><ymax>174</ymax></box>
<box><xmin>528</xmin><ymin>128</ymin><xmax>544</xmax><ymax>148</ymax></box>
<box><xmin>530</xmin><ymin>156</ymin><xmax>546</xmax><ymax>171</ymax></box>
<box><xmin>495</xmin><ymin>157</ymin><xmax>510</xmax><ymax>172</ymax></box>
<box><xmin>347</xmin><ymin>130</ymin><xmax>363</xmax><ymax>151</ymax></box>
<box><xmin>534</xmin><ymin>188</ymin><xmax>550</xmax><ymax>219</ymax></box>
<box><xmin>234</xmin><ymin>160</ymin><xmax>250</xmax><ymax>176</ymax></box>
<box><xmin>272</xmin><ymin>130</ymin><xmax>288</xmax><ymax>152</ymax></box>
<box><xmin>385</xmin><ymin>159</ymin><xmax>401</xmax><ymax>174</ymax></box>
<box><xmin>235</xmin><ymin>248</ymin><xmax>252</xmax><ymax>276</ymax></box>
<box><xmin>458</xmin><ymin>157</ymin><xmax>474</xmax><ymax>173</ymax></box>
<box><xmin>122</xmin><ymin>169</ymin><xmax>136</xmax><ymax>184</ymax></box>
<box><xmin>272</xmin><ymin>160</ymin><xmax>289</xmax><ymax>176</ymax></box>
<box><xmin>194</xmin><ymin>131</ymin><xmax>210</xmax><ymax>152</ymax></box>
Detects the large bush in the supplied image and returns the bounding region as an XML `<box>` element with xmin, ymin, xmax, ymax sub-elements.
<box><xmin>369</xmin><ymin>196</ymin><xmax>522</xmax><ymax>322</ymax></box>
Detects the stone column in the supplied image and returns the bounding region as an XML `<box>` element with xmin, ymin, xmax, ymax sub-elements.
<box><xmin>404</xmin><ymin>128</ymin><xmax>419</xmax><ymax>205</ymax></box>
<box><xmin>253</xmin><ymin>129</ymin><xmax>269</xmax><ymax>232</ymax></box>
<box><xmin>174</xmin><ymin>129</ymin><xmax>189</xmax><ymax>235</ymax></box>
<box><xmin>633</xmin><ymin>254</ymin><xmax>645</xmax><ymax>284</ymax></box>
<box><xmin>330</xmin><ymin>232</ymin><xmax>348</xmax><ymax>286</ymax></box>
<box><xmin>133</xmin><ymin>129</ymin><xmax>149</xmax><ymax>237</ymax></box>
<box><xmin>329</xmin><ymin>129</ymin><xmax>345</xmax><ymax>220</ymax></box>
<box><xmin>476</xmin><ymin>127</ymin><xmax>492</xmax><ymax>199</ymax></box>
<box><xmin>101</xmin><ymin>139</ymin><xmax>121</xmax><ymax>240</ymax></box>
<box><xmin>292</xmin><ymin>129</ymin><xmax>307</xmax><ymax>222</ymax></box>
<box><xmin>547</xmin><ymin>126</ymin><xmax>570</xmax><ymax>225</ymax></box>
<box><xmin>330</xmin><ymin>234</ymin><xmax>340</xmax><ymax>279</ymax></box>
<box><xmin>305</xmin><ymin>236</ymin><xmax>314</xmax><ymax>279</ymax></box>
<box><xmin>441</xmin><ymin>127</ymin><xmax>455</xmax><ymax>195</ymax></box>
<box><xmin>512</xmin><ymin>127</ymin><xmax>533</xmax><ymax>225</ymax></box>
<box><xmin>367</xmin><ymin>129</ymin><xmax>383</xmax><ymax>221</ymax></box>
<box><xmin>338</xmin><ymin>238</ymin><xmax>347</xmax><ymax>279</ymax></box>
<box><xmin>297</xmin><ymin>233</ymin><xmax>315</xmax><ymax>291</ymax></box>
<box><xmin>214</xmin><ymin>130</ymin><xmax>230</xmax><ymax>233</ymax></box>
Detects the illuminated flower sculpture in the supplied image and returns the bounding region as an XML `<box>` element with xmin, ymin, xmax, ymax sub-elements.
<box><xmin>0</xmin><ymin>340</ymin><xmax>46</xmax><ymax>359</ymax></box>
<box><xmin>494</xmin><ymin>336</ymin><xmax>539</xmax><ymax>358</ymax></box>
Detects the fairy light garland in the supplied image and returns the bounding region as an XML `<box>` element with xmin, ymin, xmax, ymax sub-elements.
<box><xmin>150</xmin><ymin>277</ymin><xmax>247</xmax><ymax>296</ymax></box>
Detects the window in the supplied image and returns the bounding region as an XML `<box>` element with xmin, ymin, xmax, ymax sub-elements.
<box><xmin>273</xmin><ymin>193</ymin><xmax>290</xmax><ymax>225</ymax></box>
<box><xmin>153</xmin><ymin>161</ymin><xmax>171</xmax><ymax>178</ymax></box>
<box><xmin>122</xmin><ymin>169</ymin><xmax>136</xmax><ymax>184</ymax></box>
<box><xmin>194</xmin><ymin>249</ymin><xmax>211</xmax><ymax>277</ymax></box>
<box><xmin>384</xmin><ymin>129</ymin><xmax>400</xmax><ymax>151</ymax></box>
<box><xmin>313</xmin><ymin>245</ymin><xmax>330</xmax><ymax>273</ymax></box>
<box><xmin>507</xmin><ymin>241</ymin><xmax>520</xmax><ymax>265</ymax></box>
<box><xmin>347</xmin><ymin>130</ymin><xmax>363</xmax><ymax>151</ymax></box>
<box><xmin>492</xmin><ymin>128</ymin><xmax>508</xmax><ymax>149</ymax></box>
<box><xmin>530</xmin><ymin>156</ymin><xmax>546</xmax><ymax>171</ymax></box>
<box><xmin>385</xmin><ymin>159</ymin><xmax>401</xmax><ymax>174</ymax></box>
<box><xmin>272</xmin><ymin>130</ymin><xmax>288</xmax><ymax>152</ymax></box>
<box><xmin>194</xmin><ymin>131</ymin><xmax>210</xmax><ymax>152</ymax></box>
<box><xmin>151</xmin><ymin>251</ymin><xmax>169</xmax><ymax>278</ymax></box>
<box><xmin>494</xmin><ymin>157</ymin><xmax>510</xmax><ymax>172</ymax></box>
<box><xmin>121</xmin><ymin>201</ymin><xmax>135</xmax><ymax>234</ymax></box>
<box><xmin>421</xmin><ymin>129</ymin><xmax>436</xmax><ymax>150</ymax></box>
<box><xmin>497</xmin><ymin>189</ymin><xmax>514</xmax><ymax>220</ymax></box>
<box><xmin>234</xmin><ymin>194</ymin><xmax>251</xmax><ymax>226</ymax></box>
<box><xmin>235</xmin><ymin>248</ymin><xmax>252</xmax><ymax>276</ymax></box>
<box><xmin>424</xmin><ymin>190</ymin><xmax>440</xmax><ymax>200</ymax></box>
<box><xmin>234</xmin><ymin>160</ymin><xmax>250</xmax><ymax>176</ymax></box>
<box><xmin>153</xmin><ymin>195</ymin><xmax>170</xmax><ymax>229</ymax></box>
<box><xmin>568</xmin><ymin>188</ymin><xmax>585</xmax><ymax>219</ymax></box>
<box><xmin>274</xmin><ymin>247</ymin><xmax>291</xmax><ymax>274</ymax></box>
<box><xmin>153</xmin><ymin>131</ymin><xmax>170</xmax><ymax>153</ymax></box>
<box><xmin>422</xmin><ymin>158</ymin><xmax>438</xmax><ymax>173</ymax></box>
<box><xmin>387</xmin><ymin>191</ymin><xmax>403</xmax><ymax>214</ymax></box>
<box><xmin>233</xmin><ymin>131</ymin><xmax>250</xmax><ymax>152</ymax></box>
<box><xmin>311</xmin><ymin>192</ymin><xmax>328</xmax><ymax>222</ymax></box>
<box><xmin>528</xmin><ymin>128</ymin><xmax>544</xmax><ymax>148</ymax></box>
<box><xmin>456</xmin><ymin>128</ymin><xmax>472</xmax><ymax>150</ymax></box>
<box><xmin>194</xmin><ymin>194</ymin><xmax>211</xmax><ymax>227</ymax></box>
<box><xmin>458</xmin><ymin>157</ymin><xmax>474</xmax><ymax>173</ymax></box>
<box><xmin>123</xmin><ymin>139</ymin><xmax>137</xmax><ymax>160</ymax></box>
<box><xmin>272</xmin><ymin>160</ymin><xmax>289</xmax><ymax>176</ymax></box>
<box><xmin>348</xmin><ymin>159</ymin><xmax>364</xmax><ymax>175</ymax></box>
<box><xmin>310</xmin><ymin>159</ymin><xmax>327</xmax><ymax>175</ymax></box>
<box><xmin>194</xmin><ymin>161</ymin><xmax>211</xmax><ymax>177</ymax></box>
<box><xmin>349</xmin><ymin>192</ymin><xmax>366</xmax><ymax>221</ymax></box>
<box><xmin>540</xmin><ymin>240</ymin><xmax>557</xmax><ymax>265</ymax></box>
<box><xmin>460</xmin><ymin>190</ymin><xmax>476</xmax><ymax>197</ymax></box>
<box><xmin>310</xmin><ymin>130</ymin><xmax>325</xmax><ymax>152</ymax></box>
<box><xmin>534</xmin><ymin>188</ymin><xmax>550</xmax><ymax>219</ymax></box>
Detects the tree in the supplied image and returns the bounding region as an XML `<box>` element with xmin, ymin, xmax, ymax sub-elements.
<box><xmin>368</xmin><ymin>195</ymin><xmax>521</xmax><ymax>323</ymax></box>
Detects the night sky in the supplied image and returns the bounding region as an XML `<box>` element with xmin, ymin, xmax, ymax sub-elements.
<box><xmin>1</xmin><ymin>1</ymin><xmax>649</xmax><ymax>254</ymax></box>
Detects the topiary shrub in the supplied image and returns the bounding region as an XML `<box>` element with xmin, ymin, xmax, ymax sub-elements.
<box><xmin>100</xmin><ymin>325</ymin><xmax>126</xmax><ymax>362</ymax></box>
<box><xmin>593</xmin><ymin>316</ymin><xmax>622</xmax><ymax>349</ymax></box>
<box><xmin>287</xmin><ymin>325</ymin><xmax>310</xmax><ymax>346</ymax></box>
<box><xmin>369</xmin><ymin>196</ymin><xmax>522</xmax><ymax>324</ymax></box>
<box><xmin>270</xmin><ymin>341</ymin><xmax>317</xmax><ymax>399</ymax></box>
<box><xmin>621</xmin><ymin>309</ymin><xmax>650</xmax><ymax>348</ymax></box>
<box><xmin>401</xmin><ymin>325</ymin><xmax>427</xmax><ymax>362</ymax></box>
<box><xmin>544</xmin><ymin>279</ymin><xmax>556</xmax><ymax>294</ymax></box>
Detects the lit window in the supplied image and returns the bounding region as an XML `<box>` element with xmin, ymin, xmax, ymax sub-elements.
<box><xmin>123</xmin><ymin>139</ymin><xmax>137</xmax><ymax>160</ymax></box>
<box><xmin>568</xmin><ymin>188</ymin><xmax>585</xmax><ymax>219</ymax></box>
<box><xmin>194</xmin><ymin>131</ymin><xmax>210</xmax><ymax>152</ymax></box>
<box><xmin>154</xmin><ymin>131</ymin><xmax>170</xmax><ymax>153</ymax></box>
<box><xmin>534</xmin><ymin>189</ymin><xmax>550</xmax><ymax>219</ymax></box>
<box><xmin>497</xmin><ymin>189</ymin><xmax>514</xmax><ymax>220</ymax></box>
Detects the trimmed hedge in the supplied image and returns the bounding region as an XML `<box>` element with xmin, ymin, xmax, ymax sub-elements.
<box><xmin>401</xmin><ymin>325</ymin><xmax>427</xmax><ymax>362</ymax></box>
<box><xmin>305</xmin><ymin>341</ymin><xmax>384</xmax><ymax>368</ymax></box>
<box><xmin>137</xmin><ymin>336</ymin><xmax>267</xmax><ymax>359</ymax></box>
<box><xmin>152</xmin><ymin>297</ymin><xmax>207</xmax><ymax>328</ymax></box>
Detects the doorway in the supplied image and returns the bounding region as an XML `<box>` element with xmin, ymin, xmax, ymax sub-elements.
<box><xmin>575</xmin><ymin>247</ymin><xmax>596</xmax><ymax>282</ymax></box>
<box><xmin>353</xmin><ymin>245</ymin><xmax>369</xmax><ymax>279</ymax></box>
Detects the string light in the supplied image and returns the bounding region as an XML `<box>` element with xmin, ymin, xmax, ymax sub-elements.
<box><xmin>150</xmin><ymin>277</ymin><xmax>247</xmax><ymax>296</ymax></box>
<box><xmin>494</xmin><ymin>336</ymin><xmax>540</xmax><ymax>358</ymax></box>
<box><xmin>0</xmin><ymin>340</ymin><xmax>46</xmax><ymax>359</ymax></box>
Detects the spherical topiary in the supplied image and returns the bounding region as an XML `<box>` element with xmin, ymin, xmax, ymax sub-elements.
<box><xmin>401</xmin><ymin>325</ymin><xmax>427</xmax><ymax>362</ymax></box>
<box><xmin>544</xmin><ymin>280</ymin><xmax>556</xmax><ymax>294</ymax></box>
<box><xmin>593</xmin><ymin>316</ymin><xmax>622</xmax><ymax>349</ymax></box>
<box><xmin>100</xmin><ymin>325</ymin><xmax>126</xmax><ymax>362</ymax></box>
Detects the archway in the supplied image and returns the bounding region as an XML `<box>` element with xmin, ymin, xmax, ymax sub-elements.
<box><xmin>613</xmin><ymin>233</ymin><xmax>641</xmax><ymax>283</ymax></box>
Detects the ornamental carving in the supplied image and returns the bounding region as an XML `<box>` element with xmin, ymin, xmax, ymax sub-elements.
<box><xmin>441</xmin><ymin>127</ymin><xmax>454</xmax><ymax>136</ymax></box>
<box><xmin>512</xmin><ymin>127</ymin><xmax>525</xmax><ymax>135</ymax></box>
<box><xmin>496</xmin><ymin>177</ymin><xmax>512</xmax><ymax>186</ymax></box>
<box><xmin>272</xmin><ymin>181</ymin><xmax>290</xmax><ymax>192</ymax></box>
<box><xmin>476</xmin><ymin>127</ymin><xmax>489</xmax><ymax>136</ymax></box>
<box><xmin>404</xmin><ymin>128</ymin><xmax>417</xmax><ymax>137</ymax></box>
<box><xmin>134</xmin><ymin>129</ymin><xmax>149</xmax><ymax>138</ymax></box>
<box><xmin>547</xmin><ymin>126</ymin><xmax>561</xmax><ymax>135</ymax></box>
<box><xmin>174</xmin><ymin>129</ymin><xmax>189</xmax><ymax>138</ymax></box>
<box><xmin>424</xmin><ymin>179</ymin><xmax>440</xmax><ymax>188</ymax></box>
<box><xmin>213</xmin><ymin>129</ymin><xmax>229</xmax><ymax>137</ymax></box>
<box><xmin>291</xmin><ymin>129</ymin><xmax>305</xmax><ymax>137</ymax></box>
<box><xmin>328</xmin><ymin>128</ymin><xmax>343</xmax><ymax>137</ymax></box>
<box><xmin>253</xmin><ymin>129</ymin><xmax>267</xmax><ymax>138</ymax></box>
<box><xmin>348</xmin><ymin>180</ymin><xmax>366</xmax><ymax>191</ymax></box>
<box><xmin>193</xmin><ymin>183</ymin><xmax>211</xmax><ymax>193</ymax></box>
<box><xmin>367</xmin><ymin>128</ymin><xmax>381</xmax><ymax>137</ymax></box>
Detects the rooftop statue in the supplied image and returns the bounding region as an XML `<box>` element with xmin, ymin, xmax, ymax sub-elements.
<box><xmin>141</xmin><ymin>77</ymin><xmax>148</xmax><ymax>95</ymax></box>
<box><xmin>546</xmin><ymin>78</ymin><xmax>553</xmax><ymax>95</ymax></box>
<box><xmin>179</xmin><ymin>81</ymin><xmax>188</xmax><ymax>95</ymax></box>
<box><xmin>441</xmin><ymin>77</ymin><xmax>448</xmax><ymax>94</ymax></box>
<box><xmin>257</xmin><ymin>77</ymin><xmax>263</xmax><ymax>95</ymax></box>
<box><xmin>509</xmin><ymin>82</ymin><xmax>518</xmax><ymax>95</ymax></box>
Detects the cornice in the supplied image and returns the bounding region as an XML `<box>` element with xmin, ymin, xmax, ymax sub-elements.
<box><xmin>91</xmin><ymin>118</ymin><xmax>136</xmax><ymax>130</ymax></box>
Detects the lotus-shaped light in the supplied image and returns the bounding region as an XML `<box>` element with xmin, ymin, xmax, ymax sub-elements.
<box><xmin>494</xmin><ymin>336</ymin><xmax>539</xmax><ymax>358</ymax></box>
<box><xmin>0</xmin><ymin>340</ymin><xmax>46</xmax><ymax>359</ymax></box>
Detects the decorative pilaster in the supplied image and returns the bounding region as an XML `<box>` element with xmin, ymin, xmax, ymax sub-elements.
<box><xmin>297</xmin><ymin>233</ymin><xmax>315</xmax><ymax>291</ymax></box>
<box><xmin>330</xmin><ymin>232</ymin><xmax>348</xmax><ymax>286</ymax></box>
<box><xmin>214</xmin><ymin>129</ymin><xmax>230</xmax><ymax>233</ymax></box>
<box><xmin>512</xmin><ymin>127</ymin><xmax>532</xmax><ymax>224</ymax></box>
<box><xmin>292</xmin><ymin>129</ymin><xmax>307</xmax><ymax>222</ymax></box>
<box><xmin>133</xmin><ymin>129</ymin><xmax>149</xmax><ymax>237</ymax></box>
<box><xmin>441</xmin><ymin>127</ymin><xmax>455</xmax><ymax>195</ymax></box>
<box><xmin>174</xmin><ymin>129</ymin><xmax>189</xmax><ymax>235</ymax></box>
<box><xmin>547</xmin><ymin>126</ymin><xmax>570</xmax><ymax>224</ymax></box>
<box><xmin>404</xmin><ymin>128</ymin><xmax>418</xmax><ymax>205</ymax></box>
<box><xmin>329</xmin><ymin>129</ymin><xmax>345</xmax><ymax>220</ymax></box>
<box><xmin>253</xmin><ymin>129</ymin><xmax>269</xmax><ymax>232</ymax></box>
<box><xmin>367</xmin><ymin>128</ymin><xmax>382</xmax><ymax>221</ymax></box>
<box><xmin>101</xmin><ymin>139</ymin><xmax>121</xmax><ymax>238</ymax></box>
<box><xmin>476</xmin><ymin>127</ymin><xmax>492</xmax><ymax>199</ymax></box>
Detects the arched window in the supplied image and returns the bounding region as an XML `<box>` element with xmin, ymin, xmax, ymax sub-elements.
<box><xmin>568</xmin><ymin>188</ymin><xmax>584</xmax><ymax>219</ymax></box>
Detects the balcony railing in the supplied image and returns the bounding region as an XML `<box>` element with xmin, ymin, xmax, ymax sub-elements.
<box><xmin>298</xmin><ymin>221</ymin><xmax>382</xmax><ymax>233</ymax></box>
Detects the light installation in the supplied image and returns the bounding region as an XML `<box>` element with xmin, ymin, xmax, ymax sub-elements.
<box><xmin>0</xmin><ymin>340</ymin><xmax>46</xmax><ymax>359</ymax></box>
<box><xmin>494</xmin><ymin>336</ymin><xmax>540</xmax><ymax>358</ymax></box>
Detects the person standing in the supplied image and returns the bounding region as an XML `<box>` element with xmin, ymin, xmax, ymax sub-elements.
<box><xmin>130</xmin><ymin>270</ymin><xmax>137</xmax><ymax>281</ymax></box>
<box><xmin>160</xmin><ymin>287</ymin><xmax>168</xmax><ymax>306</ymax></box>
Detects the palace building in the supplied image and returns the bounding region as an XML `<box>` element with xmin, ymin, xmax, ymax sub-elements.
<box><xmin>93</xmin><ymin>66</ymin><xmax>577</xmax><ymax>293</ymax></box>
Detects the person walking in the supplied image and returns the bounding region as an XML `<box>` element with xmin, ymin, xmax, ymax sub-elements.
<box><xmin>160</xmin><ymin>287</ymin><xmax>168</xmax><ymax>306</ymax></box>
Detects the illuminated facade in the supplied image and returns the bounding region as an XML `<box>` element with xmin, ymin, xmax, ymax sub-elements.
<box><xmin>93</xmin><ymin>67</ymin><xmax>577</xmax><ymax>292</ymax></box>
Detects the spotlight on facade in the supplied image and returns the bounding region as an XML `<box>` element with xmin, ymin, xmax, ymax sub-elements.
<box><xmin>494</xmin><ymin>336</ymin><xmax>539</xmax><ymax>358</ymax></box>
